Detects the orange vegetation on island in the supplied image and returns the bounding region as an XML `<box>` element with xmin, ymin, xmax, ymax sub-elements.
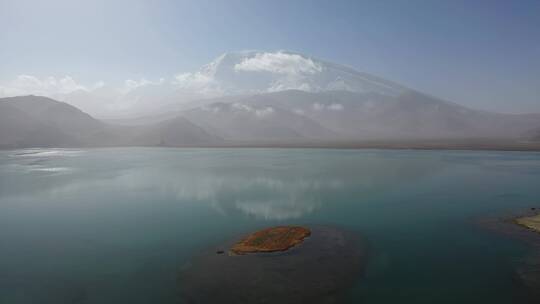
<box><xmin>230</xmin><ymin>226</ymin><xmax>311</xmax><ymax>255</ymax></box>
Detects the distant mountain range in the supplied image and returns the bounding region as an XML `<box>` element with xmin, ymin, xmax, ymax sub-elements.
<box><xmin>0</xmin><ymin>95</ymin><xmax>107</xmax><ymax>148</ymax></box>
<box><xmin>1</xmin><ymin>92</ymin><xmax>540</xmax><ymax>150</ymax></box>
<box><xmin>0</xmin><ymin>96</ymin><xmax>222</xmax><ymax>149</ymax></box>
<box><xmin>178</xmin><ymin>90</ymin><xmax>540</xmax><ymax>141</ymax></box>
<box><xmin>1</xmin><ymin>51</ymin><xmax>539</xmax><ymax>149</ymax></box>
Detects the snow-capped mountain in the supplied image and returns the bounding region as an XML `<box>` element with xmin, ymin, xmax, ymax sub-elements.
<box><xmin>53</xmin><ymin>50</ymin><xmax>409</xmax><ymax>117</ymax></box>
<box><xmin>3</xmin><ymin>51</ymin><xmax>540</xmax><ymax>147</ymax></box>
<box><xmin>187</xmin><ymin>50</ymin><xmax>406</xmax><ymax>96</ymax></box>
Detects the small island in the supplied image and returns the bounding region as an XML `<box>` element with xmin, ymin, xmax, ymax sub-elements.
<box><xmin>179</xmin><ymin>225</ymin><xmax>368</xmax><ymax>304</ymax></box>
<box><xmin>479</xmin><ymin>209</ymin><xmax>540</xmax><ymax>300</ymax></box>
<box><xmin>515</xmin><ymin>213</ymin><xmax>540</xmax><ymax>233</ymax></box>
<box><xmin>230</xmin><ymin>226</ymin><xmax>311</xmax><ymax>255</ymax></box>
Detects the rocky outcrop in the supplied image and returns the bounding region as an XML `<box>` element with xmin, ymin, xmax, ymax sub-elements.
<box><xmin>477</xmin><ymin>209</ymin><xmax>540</xmax><ymax>301</ymax></box>
<box><xmin>515</xmin><ymin>214</ymin><xmax>540</xmax><ymax>233</ymax></box>
<box><xmin>230</xmin><ymin>226</ymin><xmax>311</xmax><ymax>255</ymax></box>
<box><xmin>179</xmin><ymin>226</ymin><xmax>368</xmax><ymax>304</ymax></box>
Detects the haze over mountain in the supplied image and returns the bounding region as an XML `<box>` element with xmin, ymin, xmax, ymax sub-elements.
<box><xmin>1</xmin><ymin>51</ymin><xmax>540</xmax><ymax>149</ymax></box>
<box><xmin>179</xmin><ymin>90</ymin><xmax>540</xmax><ymax>141</ymax></box>
<box><xmin>0</xmin><ymin>96</ymin><xmax>107</xmax><ymax>148</ymax></box>
<box><xmin>2</xmin><ymin>51</ymin><xmax>410</xmax><ymax>118</ymax></box>
<box><xmin>0</xmin><ymin>96</ymin><xmax>221</xmax><ymax>149</ymax></box>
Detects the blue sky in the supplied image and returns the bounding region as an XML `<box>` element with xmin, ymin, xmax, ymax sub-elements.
<box><xmin>1</xmin><ymin>0</ymin><xmax>539</xmax><ymax>113</ymax></box>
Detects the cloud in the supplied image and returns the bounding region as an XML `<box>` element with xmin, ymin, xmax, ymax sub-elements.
<box><xmin>293</xmin><ymin>108</ymin><xmax>305</xmax><ymax>115</ymax></box>
<box><xmin>231</xmin><ymin>102</ymin><xmax>253</xmax><ymax>112</ymax></box>
<box><xmin>0</xmin><ymin>75</ymin><xmax>174</xmax><ymax>117</ymax></box>
<box><xmin>234</xmin><ymin>51</ymin><xmax>322</xmax><ymax>76</ymax></box>
<box><xmin>268</xmin><ymin>81</ymin><xmax>313</xmax><ymax>92</ymax></box>
<box><xmin>0</xmin><ymin>50</ymin><xmax>371</xmax><ymax>117</ymax></box>
<box><xmin>328</xmin><ymin>103</ymin><xmax>344</xmax><ymax>111</ymax></box>
<box><xmin>255</xmin><ymin>107</ymin><xmax>274</xmax><ymax>118</ymax></box>
<box><xmin>312</xmin><ymin>102</ymin><xmax>344</xmax><ymax>111</ymax></box>
<box><xmin>231</xmin><ymin>51</ymin><xmax>326</xmax><ymax>93</ymax></box>
<box><xmin>0</xmin><ymin>75</ymin><xmax>99</xmax><ymax>97</ymax></box>
<box><xmin>122</xmin><ymin>78</ymin><xmax>164</xmax><ymax>94</ymax></box>
<box><xmin>172</xmin><ymin>72</ymin><xmax>223</xmax><ymax>97</ymax></box>
<box><xmin>0</xmin><ymin>75</ymin><xmax>170</xmax><ymax>100</ymax></box>
<box><xmin>313</xmin><ymin>103</ymin><xmax>325</xmax><ymax>111</ymax></box>
<box><xmin>231</xmin><ymin>103</ymin><xmax>275</xmax><ymax>118</ymax></box>
<box><xmin>200</xmin><ymin>104</ymin><xmax>221</xmax><ymax>113</ymax></box>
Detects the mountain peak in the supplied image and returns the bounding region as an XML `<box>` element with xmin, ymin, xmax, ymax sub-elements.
<box><xmin>196</xmin><ymin>50</ymin><xmax>406</xmax><ymax>97</ymax></box>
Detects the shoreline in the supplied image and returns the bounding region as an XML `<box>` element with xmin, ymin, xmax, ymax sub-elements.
<box><xmin>477</xmin><ymin>208</ymin><xmax>540</xmax><ymax>246</ymax></box>
<box><xmin>2</xmin><ymin>140</ymin><xmax>540</xmax><ymax>152</ymax></box>
<box><xmin>515</xmin><ymin>213</ymin><xmax>540</xmax><ymax>233</ymax></box>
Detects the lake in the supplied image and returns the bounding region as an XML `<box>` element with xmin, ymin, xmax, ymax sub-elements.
<box><xmin>1</xmin><ymin>147</ymin><xmax>540</xmax><ymax>303</ymax></box>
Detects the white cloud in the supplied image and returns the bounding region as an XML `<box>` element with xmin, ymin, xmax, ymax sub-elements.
<box><xmin>313</xmin><ymin>103</ymin><xmax>324</xmax><ymax>111</ymax></box>
<box><xmin>0</xmin><ymin>51</ymin><xmax>323</xmax><ymax>107</ymax></box>
<box><xmin>0</xmin><ymin>75</ymin><xmax>172</xmax><ymax>117</ymax></box>
<box><xmin>172</xmin><ymin>72</ymin><xmax>223</xmax><ymax>97</ymax></box>
<box><xmin>230</xmin><ymin>103</ymin><xmax>274</xmax><ymax>118</ymax></box>
<box><xmin>0</xmin><ymin>75</ymin><xmax>96</xmax><ymax>97</ymax></box>
<box><xmin>92</xmin><ymin>81</ymin><xmax>106</xmax><ymax>90</ymax></box>
<box><xmin>231</xmin><ymin>102</ymin><xmax>253</xmax><ymax>112</ymax></box>
<box><xmin>268</xmin><ymin>81</ymin><xmax>313</xmax><ymax>92</ymax></box>
<box><xmin>328</xmin><ymin>103</ymin><xmax>344</xmax><ymax>111</ymax></box>
<box><xmin>234</xmin><ymin>51</ymin><xmax>322</xmax><ymax>76</ymax></box>
<box><xmin>312</xmin><ymin>102</ymin><xmax>344</xmax><ymax>111</ymax></box>
<box><xmin>255</xmin><ymin>107</ymin><xmax>274</xmax><ymax>118</ymax></box>
<box><xmin>201</xmin><ymin>105</ymin><xmax>220</xmax><ymax>113</ymax></box>
<box><xmin>173</xmin><ymin>72</ymin><xmax>211</xmax><ymax>88</ymax></box>
<box><xmin>0</xmin><ymin>50</ymin><xmax>395</xmax><ymax>117</ymax></box>
<box><xmin>293</xmin><ymin>108</ymin><xmax>305</xmax><ymax>115</ymax></box>
<box><xmin>0</xmin><ymin>75</ymin><xmax>171</xmax><ymax>101</ymax></box>
<box><xmin>122</xmin><ymin>78</ymin><xmax>164</xmax><ymax>94</ymax></box>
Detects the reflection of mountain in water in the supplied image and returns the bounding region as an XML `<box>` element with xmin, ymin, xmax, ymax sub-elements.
<box><xmin>1</xmin><ymin>149</ymin><xmax>448</xmax><ymax>220</ymax></box>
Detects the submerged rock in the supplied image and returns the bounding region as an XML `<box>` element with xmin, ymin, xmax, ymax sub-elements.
<box><xmin>178</xmin><ymin>226</ymin><xmax>368</xmax><ymax>304</ymax></box>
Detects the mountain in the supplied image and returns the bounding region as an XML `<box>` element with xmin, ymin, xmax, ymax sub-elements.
<box><xmin>525</xmin><ymin>127</ymin><xmax>540</xmax><ymax>141</ymax></box>
<box><xmin>174</xmin><ymin>90</ymin><xmax>540</xmax><ymax>141</ymax></box>
<box><xmin>129</xmin><ymin>116</ymin><xmax>223</xmax><ymax>146</ymax></box>
<box><xmin>0</xmin><ymin>96</ymin><xmax>223</xmax><ymax>148</ymax></box>
<box><xmin>2</xmin><ymin>92</ymin><xmax>540</xmax><ymax>149</ymax></box>
<box><xmin>0</xmin><ymin>95</ymin><xmax>106</xmax><ymax>148</ymax></box>
<box><xmin>1</xmin><ymin>51</ymin><xmax>539</xmax><ymax>149</ymax></box>
<box><xmin>193</xmin><ymin>50</ymin><xmax>407</xmax><ymax>96</ymax></box>
<box><xmin>58</xmin><ymin>50</ymin><xmax>410</xmax><ymax>117</ymax></box>
<box><xmin>113</xmin><ymin>50</ymin><xmax>540</xmax><ymax>142</ymax></box>
<box><xmin>182</xmin><ymin>101</ymin><xmax>336</xmax><ymax>141</ymax></box>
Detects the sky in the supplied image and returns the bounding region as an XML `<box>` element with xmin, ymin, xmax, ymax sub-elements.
<box><xmin>0</xmin><ymin>0</ymin><xmax>539</xmax><ymax>114</ymax></box>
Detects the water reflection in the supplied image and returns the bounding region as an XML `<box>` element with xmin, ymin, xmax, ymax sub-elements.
<box><xmin>0</xmin><ymin>148</ymin><xmax>449</xmax><ymax>220</ymax></box>
<box><xmin>1</xmin><ymin>148</ymin><xmax>539</xmax><ymax>304</ymax></box>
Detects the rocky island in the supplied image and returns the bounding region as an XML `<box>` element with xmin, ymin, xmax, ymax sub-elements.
<box><xmin>178</xmin><ymin>226</ymin><xmax>368</xmax><ymax>304</ymax></box>
<box><xmin>515</xmin><ymin>213</ymin><xmax>540</xmax><ymax>233</ymax></box>
<box><xmin>478</xmin><ymin>209</ymin><xmax>540</xmax><ymax>301</ymax></box>
<box><xmin>230</xmin><ymin>226</ymin><xmax>311</xmax><ymax>255</ymax></box>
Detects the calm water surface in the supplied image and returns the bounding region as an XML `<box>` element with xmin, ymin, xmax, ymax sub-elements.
<box><xmin>1</xmin><ymin>148</ymin><xmax>540</xmax><ymax>303</ymax></box>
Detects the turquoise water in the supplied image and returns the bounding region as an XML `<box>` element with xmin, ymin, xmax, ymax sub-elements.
<box><xmin>1</xmin><ymin>148</ymin><xmax>540</xmax><ymax>303</ymax></box>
